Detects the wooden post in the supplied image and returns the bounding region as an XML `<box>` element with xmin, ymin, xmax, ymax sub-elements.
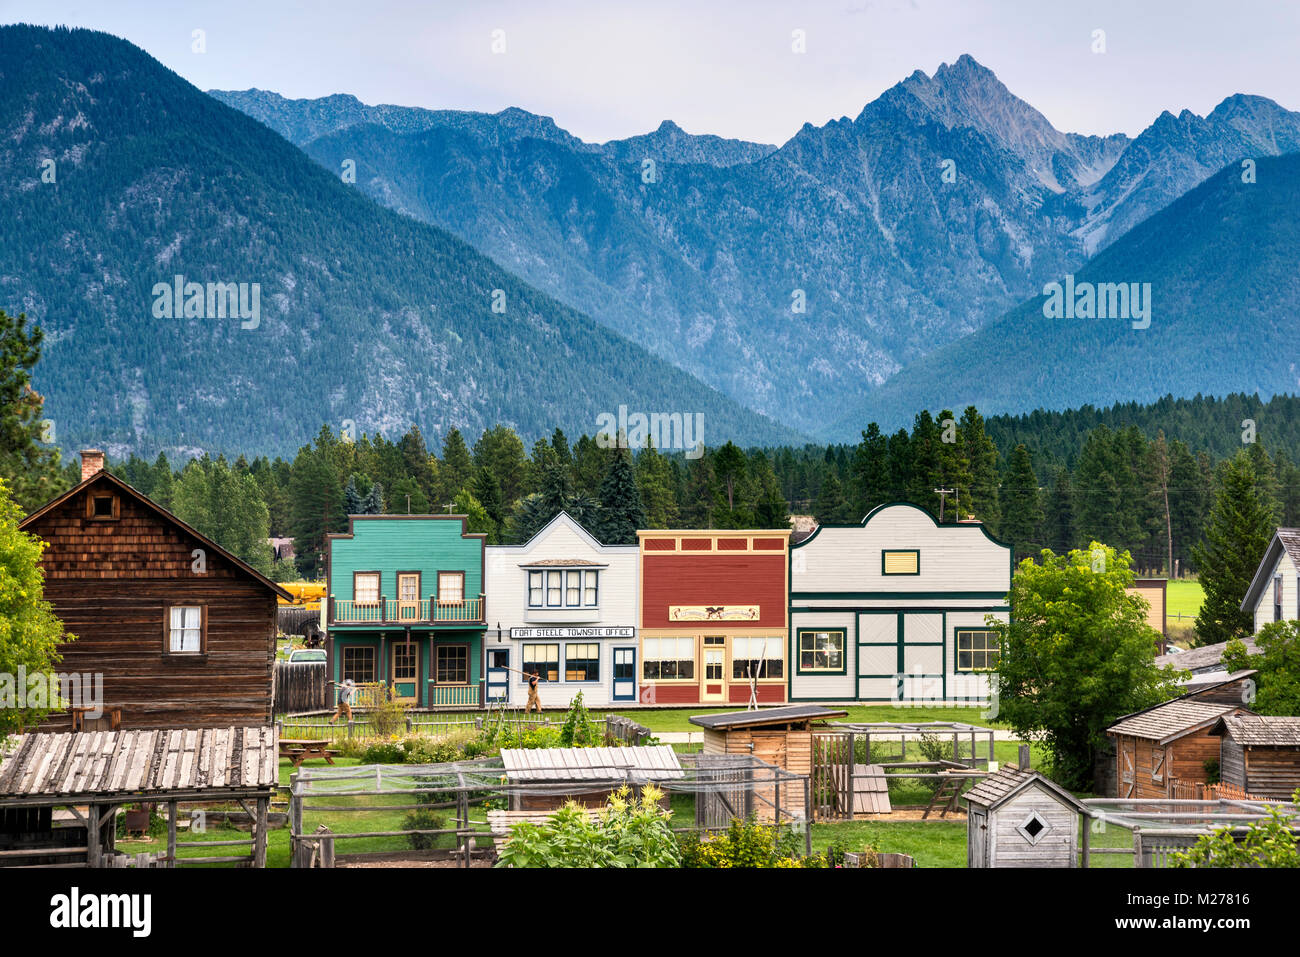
<box><xmin>1080</xmin><ymin>812</ymin><xmax>1091</xmax><ymax>868</ymax></box>
<box><xmin>253</xmin><ymin>797</ymin><xmax>268</xmax><ymax>868</ymax></box>
<box><xmin>87</xmin><ymin>803</ymin><xmax>100</xmax><ymax>868</ymax></box>
<box><xmin>804</xmin><ymin>776</ymin><xmax>812</xmax><ymax>858</ymax></box>
<box><xmin>167</xmin><ymin>800</ymin><xmax>177</xmax><ymax>867</ymax></box>
<box><xmin>289</xmin><ymin>770</ymin><xmax>303</xmax><ymax>868</ymax></box>
<box><xmin>1018</xmin><ymin>744</ymin><xmax>1031</xmax><ymax>770</ymax></box>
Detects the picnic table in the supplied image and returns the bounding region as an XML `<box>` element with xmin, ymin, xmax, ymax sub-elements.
<box><xmin>279</xmin><ymin>738</ymin><xmax>340</xmax><ymax>769</ymax></box>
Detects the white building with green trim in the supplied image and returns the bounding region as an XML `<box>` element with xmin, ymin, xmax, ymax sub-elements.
<box><xmin>788</xmin><ymin>502</ymin><xmax>1012</xmax><ymax>704</ymax></box>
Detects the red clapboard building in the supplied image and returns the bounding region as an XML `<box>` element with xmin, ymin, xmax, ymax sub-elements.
<box><xmin>637</xmin><ymin>529</ymin><xmax>790</xmax><ymax>706</ymax></box>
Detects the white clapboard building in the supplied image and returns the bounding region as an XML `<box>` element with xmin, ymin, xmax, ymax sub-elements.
<box><xmin>484</xmin><ymin>511</ymin><xmax>640</xmax><ymax>708</ymax></box>
<box><xmin>788</xmin><ymin>502</ymin><xmax>1013</xmax><ymax>704</ymax></box>
<box><xmin>1241</xmin><ymin>527</ymin><xmax>1300</xmax><ymax>633</ymax></box>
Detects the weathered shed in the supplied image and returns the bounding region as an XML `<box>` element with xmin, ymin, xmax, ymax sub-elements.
<box><xmin>689</xmin><ymin>705</ymin><xmax>847</xmax><ymax>819</ymax></box>
<box><xmin>499</xmin><ymin>745</ymin><xmax>683</xmax><ymax>811</ymax></box>
<box><xmin>963</xmin><ymin>764</ymin><xmax>1086</xmax><ymax>868</ymax></box>
<box><xmin>1210</xmin><ymin>714</ymin><xmax>1300</xmax><ymax>799</ymax></box>
<box><xmin>0</xmin><ymin>727</ymin><xmax>278</xmax><ymax>867</ymax></box>
<box><xmin>1107</xmin><ymin>699</ymin><xmax>1250</xmax><ymax>798</ymax></box>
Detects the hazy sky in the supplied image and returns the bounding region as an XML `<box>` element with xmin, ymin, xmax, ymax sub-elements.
<box><xmin>5</xmin><ymin>0</ymin><xmax>1299</xmax><ymax>145</ymax></box>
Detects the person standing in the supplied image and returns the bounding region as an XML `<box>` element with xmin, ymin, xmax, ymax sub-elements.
<box><xmin>329</xmin><ymin>677</ymin><xmax>356</xmax><ymax>724</ymax></box>
<box><xmin>525</xmin><ymin>670</ymin><xmax>542</xmax><ymax>714</ymax></box>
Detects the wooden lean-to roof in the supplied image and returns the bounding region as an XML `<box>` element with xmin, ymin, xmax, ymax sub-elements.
<box><xmin>19</xmin><ymin>469</ymin><xmax>292</xmax><ymax>600</ymax></box>
<box><xmin>500</xmin><ymin>745</ymin><xmax>684</xmax><ymax>782</ymax></box>
<box><xmin>0</xmin><ymin>727</ymin><xmax>279</xmax><ymax>804</ymax></box>
<box><xmin>1211</xmin><ymin>714</ymin><xmax>1300</xmax><ymax>747</ymax></box>
<box><xmin>688</xmin><ymin>705</ymin><xmax>849</xmax><ymax>731</ymax></box>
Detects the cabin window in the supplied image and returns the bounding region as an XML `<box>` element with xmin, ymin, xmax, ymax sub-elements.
<box><xmin>642</xmin><ymin>637</ymin><xmax>695</xmax><ymax>680</ymax></box>
<box><xmin>523</xmin><ymin>644</ymin><xmax>560</xmax><ymax>682</ymax></box>
<box><xmin>354</xmin><ymin>572</ymin><xmax>380</xmax><ymax>605</ymax></box>
<box><xmin>956</xmin><ymin>630</ymin><xmax>1000</xmax><ymax>672</ymax></box>
<box><xmin>798</xmin><ymin>630</ymin><xmax>845</xmax><ymax>673</ymax></box>
<box><xmin>566</xmin><ymin>571</ymin><xmax>582</xmax><ymax>606</ymax></box>
<box><xmin>1274</xmin><ymin>575</ymin><xmax>1283</xmax><ymax>622</ymax></box>
<box><xmin>546</xmin><ymin>571</ymin><xmax>563</xmax><ymax>606</ymax></box>
<box><xmin>166</xmin><ymin>605</ymin><xmax>204</xmax><ymax>654</ymax></box>
<box><xmin>398</xmin><ymin>573</ymin><xmax>420</xmax><ymax>603</ymax></box>
<box><xmin>437</xmin><ymin>571</ymin><xmax>465</xmax><ymax>605</ymax></box>
<box><xmin>434</xmin><ymin>644</ymin><xmax>469</xmax><ymax>684</ymax></box>
<box><xmin>565</xmin><ymin>643</ymin><xmax>600</xmax><ymax>681</ymax></box>
<box><xmin>342</xmin><ymin>646</ymin><xmax>375</xmax><ymax>684</ymax></box>
<box><xmin>732</xmin><ymin>636</ymin><xmax>783</xmax><ymax>679</ymax></box>
<box><xmin>528</xmin><ymin>571</ymin><xmax>543</xmax><ymax>607</ymax></box>
<box><xmin>882</xmin><ymin>549</ymin><xmax>920</xmax><ymax>575</ymax></box>
<box><xmin>86</xmin><ymin>492</ymin><xmax>119</xmax><ymax>520</ymax></box>
<box><xmin>583</xmin><ymin>570</ymin><xmax>599</xmax><ymax>607</ymax></box>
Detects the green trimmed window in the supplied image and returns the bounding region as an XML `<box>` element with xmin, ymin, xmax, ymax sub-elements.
<box><xmin>798</xmin><ymin>630</ymin><xmax>845</xmax><ymax>673</ymax></box>
<box><xmin>956</xmin><ymin>629</ymin><xmax>999</xmax><ymax>672</ymax></box>
<box><xmin>882</xmin><ymin>549</ymin><xmax>920</xmax><ymax>575</ymax></box>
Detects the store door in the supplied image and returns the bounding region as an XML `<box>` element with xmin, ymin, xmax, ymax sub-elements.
<box><xmin>701</xmin><ymin>637</ymin><xmax>727</xmax><ymax>702</ymax></box>
<box><xmin>390</xmin><ymin>640</ymin><xmax>418</xmax><ymax>704</ymax></box>
<box><xmin>612</xmin><ymin>647</ymin><xmax>637</xmax><ymax>701</ymax></box>
<box><xmin>486</xmin><ymin>648</ymin><xmax>510</xmax><ymax>703</ymax></box>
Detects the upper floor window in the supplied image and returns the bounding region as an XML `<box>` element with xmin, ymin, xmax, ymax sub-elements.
<box><xmin>354</xmin><ymin>572</ymin><xmax>380</xmax><ymax>605</ymax></box>
<box><xmin>438</xmin><ymin>571</ymin><xmax>465</xmax><ymax>605</ymax></box>
<box><xmin>528</xmin><ymin>568</ymin><xmax>599</xmax><ymax>608</ymax></box>
<box><xmin>86</xmin><ymin>492</ymin><xmax>119</xmax><ymax>521</ymax></box>
<box><xmin>1274</xmin><ymin>575</ymin><xmax>1283</xmax><ymax>622</ymax></box>
<box><xmin>882</xmin><ymin>549</ymin><xmax>920</xmax><ymax>575</ymax></box>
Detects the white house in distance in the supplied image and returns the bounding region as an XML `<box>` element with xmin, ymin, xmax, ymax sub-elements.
<box><xmin>1241</xmin><ymin>527</ymin><xmax>1300</xmax><ymax>632</ymax></box>
<box><xmin>788</xmin><ymin>502</ymin><xmax>1013</xmax><ymax>704</ymax></box>
<box><xmin>484</xmin><ymin>511</ymin><xmax>640</xmax><ymax>708</ymax></box>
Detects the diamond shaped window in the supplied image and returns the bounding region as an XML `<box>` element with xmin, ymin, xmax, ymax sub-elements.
<box><xmin>1018</xmin><ymin>811</ymin><xmax>1050</xmax><ymax>845</ymax></box>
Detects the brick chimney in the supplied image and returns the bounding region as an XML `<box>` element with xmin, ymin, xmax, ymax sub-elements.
<box><xmin>80</xmin><ymin>449</ymin><xmax>105</xmax><ymax>481</ymax></box>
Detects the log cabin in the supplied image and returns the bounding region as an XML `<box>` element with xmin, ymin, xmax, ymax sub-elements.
<box><xmin>19</xmin><ymin>451</ymin><xmax>291</xmax><ymax>730</ymax></box>
<box><xmin>1106</xmin><ymin>697</ymin><xmax>1254</xmax><ymax>799</ymax></box>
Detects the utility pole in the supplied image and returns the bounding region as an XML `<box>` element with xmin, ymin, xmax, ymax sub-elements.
<box><xmin>933</xmin><ymin>486</ymin><xmax>955</xmax><ymax>522</ymax></box>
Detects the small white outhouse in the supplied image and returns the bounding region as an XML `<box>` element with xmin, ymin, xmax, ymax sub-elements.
<box><xmin>963</xmin><ymin>759</ymin><xmax>1086</xmax><ymax>868</ymax></box>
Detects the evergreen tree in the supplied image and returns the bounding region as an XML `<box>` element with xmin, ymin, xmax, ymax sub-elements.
<box><xmin>961</xmin><ymin>406</ymin><xmax>1001</xmax><ymax>528</ymax></box>
<box><xmin>1193</xmin><ymin>452</ymin><xmax>1278</xmax><ymax>646</ymax></box>
<box><xmin>438</xmin><ymin>428</ymin><xmax>475</xmax><ymax>503</ymax></box>
<box><xmin>288</xmin><ymin>447</ymin><xmax>345</xmax><ymax>578</ymax></box>
<box><xmin>999</xmin><ymin>444</ymin><xmax>1042</xmax><ymax>561</ymax></box>
<box><xmin>814</xmin><ymin>473</ymin><xmax>850</xmax><ymax>525</ymax></box>
<box><xmin>0</xmin><ymin>310</ymin><xmax>66</xmax><ymax>510</ymax></box>
<box><xmin>1042</xmin><ymin>468</ymin><xmax>1075</xmax><ymax>554</ymax></box>
<box><xmin>453</xmin><ymin>487</ymin><xmax>497</xmax><ymax>540</ymax></box>
<box><xmin>361</xmin><ymin>481</ymin><xmax>384</xmax><ymax>515</ymax></box>
<box><xmin>596</xmin><ymin>446</ymin><xmax>647</xmax><ymax>544</ymax></box>
<box><xmin>571</xmin><ymin>434</ymin><xmax>607</xmax><ymax>498</ymax></box>
<box><xmin>172</xmin><ymin>456</ymin><xmax>275</xmax><ymax>576</ymax></box>
<box><xmin>848</xmin><ymin>424</ymin><xmax>890</xmax><ymax>519</ymax></box>
<box><xmin>680</xmin><ymin>454</ymin><xmax>715</xmax><ymax>528</ymax></box>
<box><xmin>750</xmin><ymin>452</ymin><xmax>790</xmax><ymax>528</ymax></box>
<box><xmin>343</xmin><ymin>475</ymin><xmax>365</xmax><ymax>515</ymax></box>
<box><xmin>635</xmin><ymin>442</ymin><xmax>680</xmax><ymax>529</ymax></box>
<box><xmin>1167</xmin><ymin>439</ymin><xmax>1205</xmax><ymax>575</ymax></box>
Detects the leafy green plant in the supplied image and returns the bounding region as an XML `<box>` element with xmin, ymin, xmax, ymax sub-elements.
<box><xmin>495</xmin><ymin>785</ymin><xmax>679</xmax><ymax>868</ymax></box>
<box><xmin>677</xmin><ymin>816</ymin><xmax>802</xmax><ymax>868</ymax></box>
<box><xmin>1203</xmin><ymin>758</ymin><xmax>1221</xmax><ymax>785</ymax></box>
<box><xmin>402</xmin><ymin>808</ymin><xmax>448</xmax><ymax>850</ymax></box>
<box><xmin>368</xmin><ymin>692</ymin><xmax>408</xmax><ymax>738</ymax></box>
<box><xmin>559</xmin><ymin>691</ymin><xmax>601</xmax><ymax>747</ymax></box>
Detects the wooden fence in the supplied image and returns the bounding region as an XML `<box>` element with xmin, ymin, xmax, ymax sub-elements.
<box><xmin>273</xmin><ymin>661</ymin><xmax>329</xmax><ymax>714</ymax></box>
<box><xmin>1168</xmin><ymin>779</ymin><xmax>1259</xmax><ymax>801</ymax></box>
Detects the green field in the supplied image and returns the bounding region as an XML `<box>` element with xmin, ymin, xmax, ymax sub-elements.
<box><xmin>1166</xmin><ymin>578</ymin><xmax>1204</xmax><ymax>621</ymax></box>
<box><xmin>591</xmin><ymin>704</ymin><xmax>1002</xmax><ymax>734</ymax></box>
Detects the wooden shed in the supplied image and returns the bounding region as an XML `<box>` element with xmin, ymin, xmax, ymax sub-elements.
<box><xmin>689</xmin><ymin>705</ymin><xmax>847</xmax><ymax>819</ymax></box>
<box><xmin>1210</xmin><ymin>714</ymin><xmax>1300</xmax><ymax>799</ymax></box>
<box><xmin>963</xmin><ymin>763</ymin><xmax>1086</xmax><ymax>868</ymax></box>
<box><xmin>499</xmin><ymin>745</ymin><xmax>684</xmax><ymax>811</ymax></box>
<box><xmin>1107</xmin><ymin>699</ymin><xmax>1250</xmax><ymax>798</ymax></box>
<box><xmin>0</xmin><ymin>727</ymin><xmax>278</xmax><ymax>867</ymax></box>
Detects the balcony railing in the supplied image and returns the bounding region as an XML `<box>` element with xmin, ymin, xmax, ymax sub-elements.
<box><xmin>428</xmin><ymin>683</ymin><xmax>480</xmax><ymax>709</ymax></box>
<box><xmin>330</xmin><ymin>595</ymin><xmax>485</xmax><ymax>625</ymax></box>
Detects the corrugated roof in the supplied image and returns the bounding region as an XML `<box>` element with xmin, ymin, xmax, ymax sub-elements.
<box><xmin>689</xmin><ymin>705</ymin><xmax>849</xmax><ymax>730</ymax></box>
<box><xmin>499</xmin><ymin>746</ymin><xmax>684</xmax><ymax>782</ymax></box>
<box><xmin>0</xmin><ymin>727</ymin><xmax>279</xmax><ymax>800</ymax></box>
<box><xmin>1213</xmin><ymin>713</ymin><xmax>1300</xmax><ymax>747</ymax></box>
<box><xmin>1107</xmin><ymin>700</ymin><xmax>1236</xmax><ymax>743</ymax></box>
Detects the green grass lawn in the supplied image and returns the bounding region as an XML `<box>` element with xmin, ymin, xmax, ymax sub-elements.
<box><xmin>1166</xmin><ymin>578</ymin><xmax>1204</xmax><ymax>621</ymax></box>
<box><xmin>812</xmin><ymin>819</ymin><xmax>968</xmax><ymax>867</ymax></box>
<box><xmin>592</xmin><ymin>704</ymin><xmax>1001</xmax><ymax>734</ymax></box>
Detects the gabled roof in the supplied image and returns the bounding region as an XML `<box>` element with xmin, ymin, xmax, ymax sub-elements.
<box><xmin>1107</xmin><ymin>700</ymin><xmax>1240</xmax><ymax>744</ymax></box>
<box><xmin>1211</xmin><ymin>713</ymin><xmax>1300</xmax><ymax>747</ymax></box>
<box><xmin>20</xmin><ymin>470</ymin><xmax>292</xmax><ymax>600</ymax></box>
<box><xmin>689</xmin><ymin>705</ymin><xmax>849</xmax><ymax>731</ymax></box>
<box><xmin>963</xmin><ymin>764</ymin><xmax>1086</xmax><ymax>813</ymax></box>
<box><xmin>493</xmin><ymin>510</ymin><xmax>634</xmax><ymax>554</ymax></box>
<box><xmin>1240</xmin><ymin>528</ymin><xmax>1300</xmax><ymax>613</ymax></box>
<box><xmin>1155</xmin><ymin>638</ymin><xmax>1259</xmax><ymax>674</ymax></box>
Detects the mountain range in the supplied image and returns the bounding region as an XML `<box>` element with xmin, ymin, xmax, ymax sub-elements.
<box><xmin>213</xmin><ymin>57</ymin><xmax>1300</xmax><ymax>437</ymax></box>
<box><xmin>0</xmin><ymin>25</ymin><xmax>799</xmax><ymax>459</ymax></box>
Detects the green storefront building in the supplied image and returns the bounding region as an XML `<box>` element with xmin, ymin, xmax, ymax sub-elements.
<box><xmin>326</xmin><ymin>515</ymin><xmax>486</xmax><ymax>709</ymax></box>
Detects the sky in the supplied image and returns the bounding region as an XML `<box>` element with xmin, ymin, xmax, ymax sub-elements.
<box><xmin>4</xmin><ymin>0</ymin><xmax>1299</xmax><ymax>145</ymax></box>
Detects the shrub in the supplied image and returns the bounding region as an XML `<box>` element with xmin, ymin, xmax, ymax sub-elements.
<box><xmin>359</xmin><ymin>740</ymin><xmax>407</xmax><ymax>764</ymax></box>
<box><xmin>678</xmin><ymin>817</ymin><xmax>802</xmax><ymax>868</ymax></box>
<box><xmin>402</xmin><ymin>808</ymin><xmax>448</xmax><ymax>850</ymax></box>
<box><xmin>1204</xmin><ymin>758</ymin><xmax>1221</xmax><ymax>785</ymax></box>
<box><xmin>496</xmin><ymin>785</ymin><xmax>679</xmax><ymax>868</ymax></box>
<box><xmin>1171</xmin><ymin>789</ymin><xmax>1300</xmax><ymax>868</ymax></box>
<box><xmin>369</xmin><ymin>693</ymin><xmax>408</xmax><ymax>738</ymax></box>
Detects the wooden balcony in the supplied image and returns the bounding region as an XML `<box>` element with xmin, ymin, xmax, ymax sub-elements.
<box><xmin>329</xmin><ymin>595</ymin><xmax>486</xmax><ymax>626</ymax></box>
